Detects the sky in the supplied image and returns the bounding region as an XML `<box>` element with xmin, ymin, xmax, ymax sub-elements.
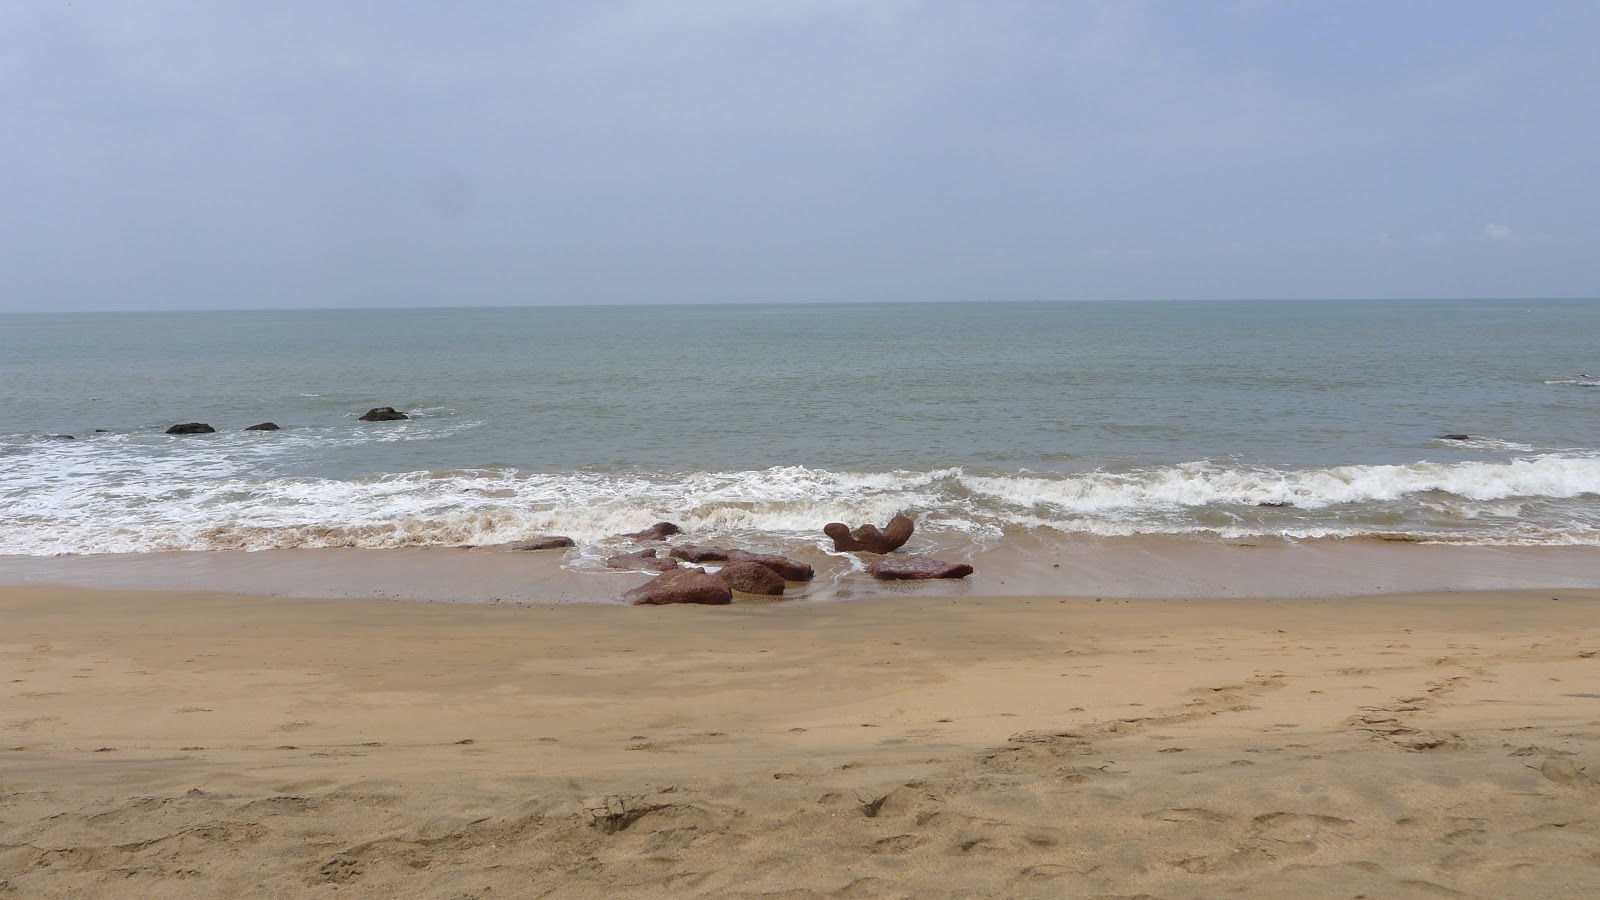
<box><xmin>2</xmin><ymin>0</ymin><xmax>1597</xmax><ymax>312</ymax></box>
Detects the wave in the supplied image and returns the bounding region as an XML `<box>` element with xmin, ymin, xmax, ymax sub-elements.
<box><xmin>3</xmin><ymin>447</ymin><xmax>1599</xmax><ymax>555</ymax></box>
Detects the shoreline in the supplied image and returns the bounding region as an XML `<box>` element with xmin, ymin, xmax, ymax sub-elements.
<box><xmin>1</xmin><ymin>535</ymin><xmax>1597</xmax><ymax>604</ymax></box>
<box><xmin>2</xmin><ymin>584</ymin><xmax>1598</xmax><ymax>897</ymax></box>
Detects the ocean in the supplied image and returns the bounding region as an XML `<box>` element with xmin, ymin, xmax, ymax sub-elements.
<box><xmin>3</xmin><ymin>299</ymin><xmax>1599</xmax><ymax>578</ymax></box>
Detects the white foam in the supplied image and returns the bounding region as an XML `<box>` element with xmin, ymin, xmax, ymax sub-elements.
<box><xmin>3</xmin><ymin>442</ymin><xmax>1599</xmax><ymax>555</ymax></box>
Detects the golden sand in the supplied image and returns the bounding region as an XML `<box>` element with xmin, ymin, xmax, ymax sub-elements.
<box><xmin>3</xmin><ymin>585</ymin><xmax>1599</xmax><ymax>898</ymax></box>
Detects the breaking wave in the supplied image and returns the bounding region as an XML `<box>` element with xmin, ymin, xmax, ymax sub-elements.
<box><xmin>3</xmin><ymin>437</ymin><xmax>1599</xmax><ymax>555</ymax></box>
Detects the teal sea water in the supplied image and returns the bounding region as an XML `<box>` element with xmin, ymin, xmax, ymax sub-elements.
<box><xmin>2</xmin><ymin>299</ymin><xmax>1598</xmax><ymax>561</ymax></box>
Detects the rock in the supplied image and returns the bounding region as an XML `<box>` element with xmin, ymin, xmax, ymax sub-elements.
<box><xmin>865</xmin><ymin>556</ymin><xmax>973</xmax><ymax>580</ymax></box>
<box><xmin>726</xmin><ymin>550</ymin><xmax>814</xmax><ymax>582</ymax></box>
<box><xmin>626</xmin><ymin>522</ymin><xmax>681</xmax><ymax>541</ymax></box>
<box><xmin>1257</xmin><ymin>501</ymin><xmax>1293</xmax><ymax>508</ymax></box>
<box><xmin>359</xmin><ymin>407</ymin><xmax>409</xmax><ymax>421</ymax></box>
<box><xmin>1440</xmin><ymin>434</ymin><xmax>1470</xmax><ymax>441</ymax></box>
<box><xmin>824</xmin><ymin>514</ymin><xmax>915</xmax><ymax>554</ymax></box>
<box><xmin>44</xmin><ymin>434</ymin><xmax>75</xmax><ymax>441</ymax></box>
<box><xmin>626</xmin><ymin>567</ymin><xmax>733</xmax><ymax>606</ymax></box>
<box><xmin>669</xmin><ymin>544</ymin><xmax>732</xmax><ymax>563</ymax></box>
<box><xmin>165</xmin><ymin>423</ymin><xmax>215</xmax><ymax>435</ymax></box>
<box><xmin>511</xmin><ymin>536</ymin><xmax>575</xmax><ymax>551</ymax></box>
<box><xmin>606</xmin><ymin>549</ymin><xmax>679</xmax><ymax>571</ymax></box>
<box><xmin>244</xmin><ymin>422</ymin><xmax>280</xmax><ymax>431</ymax></box>
<box><xmin>716</xmin><ymin>561</ymin><xmax>785</xmax><ymax>596</ymax></box>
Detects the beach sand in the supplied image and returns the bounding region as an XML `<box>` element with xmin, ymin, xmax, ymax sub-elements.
<box><xmin>3</xmin><ymin>584</ymin><xmax>1599</xmax><ymax>898</ymax></box>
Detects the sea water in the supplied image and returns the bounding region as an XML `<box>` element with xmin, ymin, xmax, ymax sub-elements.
<box><xmin>2</xmin><ymin>299</ymin><xmax>1598</xmax><ymax>566</ymax></box>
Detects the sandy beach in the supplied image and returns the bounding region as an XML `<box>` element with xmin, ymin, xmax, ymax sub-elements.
<box><xmin>3</xmin><ymin>584</ymin><xmax>1599</xmax><ymax>898</ymax></box>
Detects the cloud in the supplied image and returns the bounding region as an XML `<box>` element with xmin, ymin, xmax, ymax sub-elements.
<box><xmin>1484</xmin><ymin>223</ymin><xmax>1512</xmax><ymax>241</ymax></box>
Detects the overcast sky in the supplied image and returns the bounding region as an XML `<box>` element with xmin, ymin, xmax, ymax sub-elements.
<box><xmin>2</xmin><ymin>1</ymin><xmax>1596</xmax><ymax>312</ymax></box>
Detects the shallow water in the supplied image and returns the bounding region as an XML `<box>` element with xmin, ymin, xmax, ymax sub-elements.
<box><xmin>2</xmin><ymin>299</ymin><xmax>1598</xmax><ymax>558</ymax></box>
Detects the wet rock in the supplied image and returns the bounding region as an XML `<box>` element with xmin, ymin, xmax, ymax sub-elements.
<box><xmin>44</xmin><ymin>434</ymin><xmax>75</xmax><ymax>441</ymax></box>
<box><xmin>726</xmin><ymin>550</ymin><xmax>814</xmax><ymax>582</ymax></box>
<box><xmin>626</xmin><ymin>522</ymin><xmax>681</xmax><ymax>541</ymax></box>
<box><xmin>1440</xmin><ymin>433</ymin><xmax>1470</xmax><ymax>441</ymax></box>
<box><xmin>359</xmin><ymin>407</ymin><xmax>409</xmax><ymax>421</ymax></box>
<box><xmin>716</xmin><ymin>561</ymin><xmax>785</xmax><ymax>596</ymax></box>
<box><xmin>865</xmin><ymin>556</ymin><xmax>973</xmax><ymax>580</ymax></box>
<box><xmin>244</xmin><ymin>422</ymin><xmax>280</xmax><ymax>431</ymax></box>
<box><xmin>606</xmin><ymin>549</ymin><xmax>679</xmax><ymax>571</ymax></box>
<box><xmin>626</xmin><ymin>567</ymin><xmax>733</xmax><ymax>606</ymax></box>
<box><xmin>165</xmin><ymin>423</ymin><xmax>216</xmax><ymax>435</ymax></box>
<box><xmin>1257</xmin><ymin>501</ymin><xmax>1294</xmax><ymax>508</ymax></box>
<box><xmin>511</xmin><ymin>536</ymin><xmax>576</xmax><ymax>551</ymax></box>
<box><xmin>824</xmin><ymin>514</ymin><xmax>915</xmax><ymax>554</ymax></box>
<box><xmin>669</xmin><ymin>544</ymin><xmax>732</xmax><ymax>563</ymax></box>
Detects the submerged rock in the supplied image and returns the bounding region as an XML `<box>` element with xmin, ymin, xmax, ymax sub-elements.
<box><xmin>716</xmin><ymin>561</ymin><xmax>785</xmax><ymax>596</ymax></box>
<box><xmin>1440</xmin><ymin>433</ymin><xmax>1470</xmax><ymax>441</ymax></box>
<box><xmin>359</xmin><ymin>407</ymin><xmax>409</xmax><ymax>421</ymax></box>
<box><xmin>726</xmin><ymin>549</ymin><xmax>814</xmax><ymax>582</ymax></box>
<box><xmin>606</xmin><ymin>549</ymin><xmax>679</xmax><ymax>571</ymax></box>
<box><xmin>669</xmin><ymin>544</ymin><xmax>732</xmax><ymax>563</ymax></box>
<box><xmin>865</xmin><ymin>556</ymin><xmax>973</xmax><ymax>580</ymax></box>
<box><xmin>244</xmin><ymin>422</ymin><xmax>280</xmax><ymax>431</ymax></box>
<box><xmin>512</xmin><ymin>536</ymin><xmax>576</xmax><ymax>551</ymax></box>
<box><xmin>625</xmin><ymin>522</ymin><xmax>682</xmax><ymax>542</ymax></box>
<box><xmin>165</xmin><ymin>423</ymin><xmax>216</xmax><ymax>435</ymax></box>
<box><xmin>626</xmin><ymin>567</ymin><xmax>733</xmax><ymax>606</ymax></box>
<box><xmin>824</xmin><ymin>514</ymin><xmax>915</xmax><ymax>554</ymax></box>
<box><xmin>1257</xmin><ymin>501</ymin><xmax>1294</xmax><ymax>508</ymax></box>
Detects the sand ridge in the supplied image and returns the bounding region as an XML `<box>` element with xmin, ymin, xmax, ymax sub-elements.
<box><xmin>2</xmin><ymin>586</ymin><xmax>1599</xmax><ymax>897</ymax></box>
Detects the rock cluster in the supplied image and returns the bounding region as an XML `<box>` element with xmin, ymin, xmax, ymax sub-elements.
<box><xmin>865</xmin><ymin>556</ymin><xmax>974</xmax><ymax>580</ymax></box>
<box><xmin>606</xmin><ymin>549</ymin><xmax>679</xmax><ymax>572</ymax></box>
<box><xmin>824</xmin><ymin>514</ymin><xmax>915</xmax><ymax>553</ymax></box>
<box><xmin>360</xmin><ymin>407</ymin><xmax>409</xmax><ymax>421</ymax></box>
<box><xmin>626</xmin><ymin>568</ymin><xmax>732</xmax><ymax>606</ymax></box>
<box><xmin>625</xmin><ymin>522</ymin><xmax>682</xmax><ymax>542</ymax></box>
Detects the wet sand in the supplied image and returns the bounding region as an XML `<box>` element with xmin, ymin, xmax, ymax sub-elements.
<box><xmin>3</xmin><ymin>584</ymin><xmax>1600</xmax><ymax>898</ymax></box>
<box><xmin>1</xmin><ymin>536</ymin><xmax>1598</xmax><ymax>603</ymax></box>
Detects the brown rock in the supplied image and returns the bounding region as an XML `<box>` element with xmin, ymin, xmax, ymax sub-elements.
<box><xmin>824</xmin><ymin>514</ymin><xmax>915</xmax><ymax>553</ymax></box>
<box><xmin>359</xmin><ymin>407</ymin><xmax>409</xmax><ymax>421</ymax></box>
<box><xmin>865</xmin><ymin>556</ymin><xmax>973</xmax><ymax>580</ymax></box>
<box><xmin>626</xmin><ymin>567</ymin><xmax>733</xmax><ymax>606</ymax></box>
<box><xmin>511</xmin><ymin>536</ymin><xmax>575</xmax><ymax>551</ymax></box>
<box><xmin>726</xmin><ymin>550</ymin><xmax>814</xmax><ymax>582</ymax></box>
<box><xmin>626</xmin><ymin>522</ymin><xmax>681</xmax><ymax>541</ymax></box>
<box><xmin>606</xmin><ymin>549</ymin><xmax>679</xmax><ymax>571</ymax></box>
<box><xmin>669</xmin><ymin>544</ymin><xmax>732</xmax><ymax>563</ymax></box>
<box><xmin>165</xmin><ymin>422</ymin><xmax>215</xmax><ymax>435</ymax></box>
<box><xmin>244</xmin><ymin>422</ymin><xmax>280</xmax><ymax>431</ymax></box>
<box><xmin>716</xmin><ymin>561</ymin><xmax>785</xmax><ymax>596</ymax></box>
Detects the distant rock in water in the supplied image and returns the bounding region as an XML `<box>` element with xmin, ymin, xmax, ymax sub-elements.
<box><xmin>824</xmin><ymin>514</ymin><xmax>915</xmax><ymax>554</ymax></box>
<box><xmin>165</xmin><ymin>423</ymin><xmax>215</xmax><ymax>435</ymax></box>
<box><xmin>511</xmin><ymin>536</ymin><xmax>576</xmax><ymax>551</ymax></box>
<box><xmin>359</xmin><ymin>407</ymin><xmax>409</xmax><ymax>421</ymax></box>
<box><xmin>669</xmin><ymin>544</ymin><xmax>732</xmax><ymax>563</ymax></box>
<box><xmin>1440</xmin><ymin>434</ymin><xmax>1470</xmax><ymax>441</ymax></box>
<box><xmin>625</xmin><ymin>522</ymin><xmax>682</xmax><ymax>542</ymax></box>
<box><xmin>716</xmin><ymin>561</ymin><xmax>786</xmax><ymax>596</ymax></box>
<box><xmin>1257</xmin><ymin>501</ymin><xmax>1294</xmax><ymax>508</ymax></box>
<box><xmin>726</xmin><ymin>550</ymin><xmax>814</xmax><ymax>582</ymax></box>
<box><xmin>244</xmin><ymin>422</ymin><xmax>280</xmax><ymax>431</ymax></box>
<box><xmin>626</xmin><ymin>568</ymin><xmax>733</xmax><ymax>606</ymax></box>
<box><xmin>606</xmin><ymin>549</ymin><xmax>679</xmax><ymax>571</ymax></box>
<box><xmin>45</xmin><ymin>434</ymin><xmax>75</xmax><ymax>441</ymax></box>
<box><xmin>866</xmin><ymin>556</ymin><xmax>973</xmax><ymax>580</ymax></box>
